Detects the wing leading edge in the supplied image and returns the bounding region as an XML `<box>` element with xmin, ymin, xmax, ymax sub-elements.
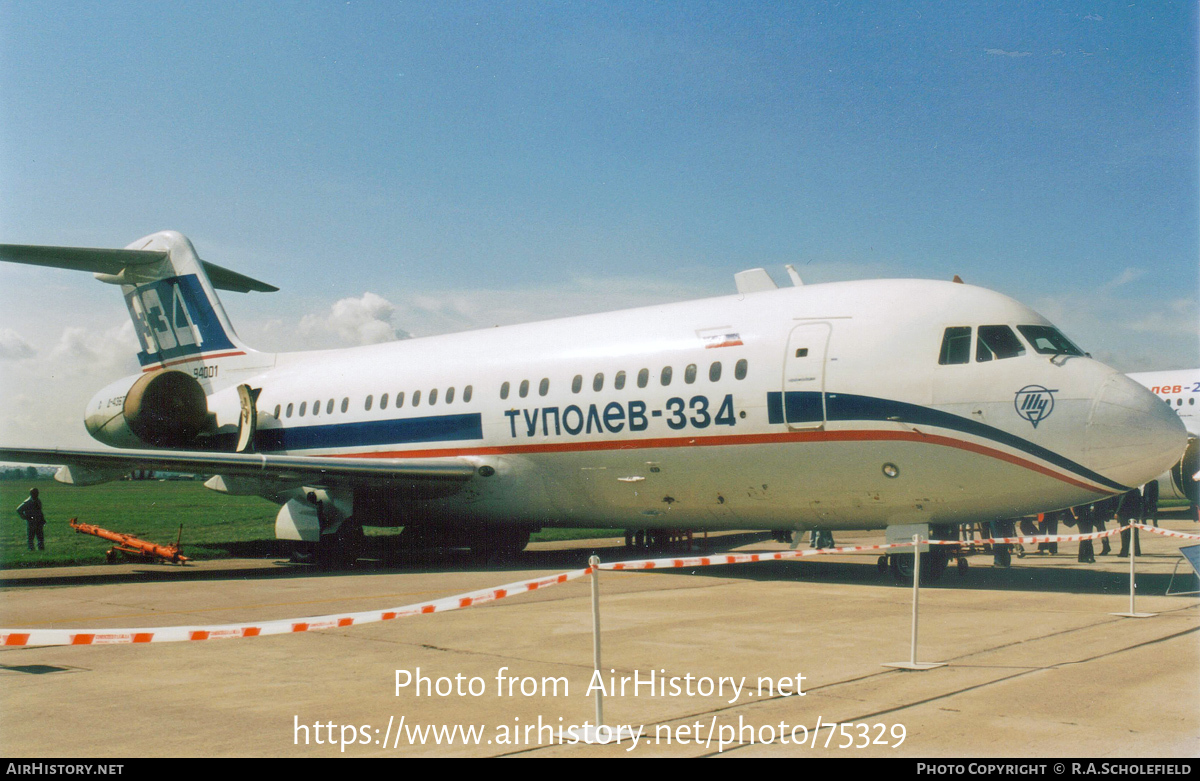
<box><xmin>0</xmin><ymin>447</ymin><xmax>477</xmax><ymax>490</ymax></box>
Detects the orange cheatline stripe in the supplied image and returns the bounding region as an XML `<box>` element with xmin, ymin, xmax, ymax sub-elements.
<box><xmin>324</xmin><ymin>427</ymin><xmax>1113</xmax><ymax>494</ymax></box>
<box><xmin>142</xmin><ymin>351</ymin><xmax>246</xmax><ymax>372</ymax></box>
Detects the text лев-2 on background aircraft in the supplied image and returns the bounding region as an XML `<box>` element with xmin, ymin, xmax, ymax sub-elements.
<box><xmin>1127</xmin><ymin>368</ymin><xmax>1200</xmax><ymax>511</ymax></box>
<box><xmin>0</xmin><ymin>231</ymin><xmax>1187</xmax><ymax>568</ymax></box>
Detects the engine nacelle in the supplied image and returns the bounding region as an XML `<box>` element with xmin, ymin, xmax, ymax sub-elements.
<box><xmin>86</xmin><ymin>370</ymin><xmax>210</xmax><ymax>448</ymax></box>
<box><xmin>1158</xmin><ymin>436</ymin><xmax>1199</xmax><ymax>505</ymax></box>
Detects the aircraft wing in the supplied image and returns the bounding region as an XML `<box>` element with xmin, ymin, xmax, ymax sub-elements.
<box><xmin>0</xmin><ymin>447</ymin><xmax>477</xmax><ymax>492</ymax></box>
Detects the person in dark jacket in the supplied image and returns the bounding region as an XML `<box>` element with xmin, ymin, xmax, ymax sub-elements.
<box><xmin>17</xmin><ymin>488</ymin><xmax>46</xmax><ymax>551</ymax></box>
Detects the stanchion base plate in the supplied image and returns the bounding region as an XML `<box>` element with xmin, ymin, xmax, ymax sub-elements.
<box><xmin>1109</xmin><ymin>612</ymin><xmax>1156</xmax><ymax>618</ymax></box>
<box><xmin>881</xmin><ymin>662</ymin><xmax>948</xmax><ymax>671</ymax></box>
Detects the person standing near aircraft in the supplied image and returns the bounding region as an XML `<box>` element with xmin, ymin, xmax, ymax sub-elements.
<box><xmin>16</xmin><ymin>488</ymin><xmax>45</xmax><ymax>551</ymax></box>
<box><xmin>990</xmin><ymin>519</ymin><xmax>1015</xmax><ymax>567</ymax></box>
<box><xmin>1074</xmin><ymin>504</ymin><xmax>1095</xmax><ymax>564</ymax></box>
<box><xmin>1037</xmin><ymin>511</ymin><xmax>1059</xmax><ymax>555</ymax></box>
<box><xmin>1116</xmin><ymin>490</ymin><xmax>1142</xmax><ymax>558</ymax></box>
<box><xmin>1093</xmin><ymin>495</ymin><xmax>1117</xmax><ymax>556</ymax></box>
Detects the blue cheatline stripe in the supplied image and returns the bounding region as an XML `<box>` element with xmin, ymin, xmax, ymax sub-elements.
<box><xmin>234</xmin><ymin>413</ymin><xmax>484</xmax><ymax>452</ymax></box>
<box><xmin>767</xmin><ymin>391</ymin><xmax>1129</xmax><ymax>493</ymax></box>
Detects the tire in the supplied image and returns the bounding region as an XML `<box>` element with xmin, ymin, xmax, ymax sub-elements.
<box><xmin>317</xmin><ymin>519</ymin><xmax>365</xmax><ymax>569</ymax></box>
<box><xmin>889</xmin><ymin>546</ymin><xmax>950</xmax><ymax>584</ymax></box>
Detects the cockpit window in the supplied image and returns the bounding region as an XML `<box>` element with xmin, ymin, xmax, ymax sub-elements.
<box><xmin>976</xmin><ymin>325</ymin><xmax>1026</xmax><ymax>362</ymax></box>
<box><xmin>938</xmin><ymin>327</ymin><xmax>972</xmax><ymax>365</ymax></box>
<box><xmin>1017</xmin><ymin>325</ymin><xmax>1085</xmax><ymax>356</ymax></box>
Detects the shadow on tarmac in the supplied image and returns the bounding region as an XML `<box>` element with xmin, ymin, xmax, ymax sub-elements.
<box><xmin>3</xmin><ymin>526</ymin><xmax>1196</xmax><ymax>599</ymax></box>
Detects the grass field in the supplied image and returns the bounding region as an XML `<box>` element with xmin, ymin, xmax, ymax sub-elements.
<box><xmin>0</xmin><ymin>479</ymin><xmax>618</xmax><ymax>568</ymax></box>
<box><xmin>4</xmin><ymin>478</ymin><xmax>1189</xmax><ymax>570</ymax></box>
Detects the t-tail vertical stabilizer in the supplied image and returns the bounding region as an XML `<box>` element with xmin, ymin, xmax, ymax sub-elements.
<box><xmin>0</xmin><ymin>230</ymin><xmax>277</xmax><ymax>388</ymax></box>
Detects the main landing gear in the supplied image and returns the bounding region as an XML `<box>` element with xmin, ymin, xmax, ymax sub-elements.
<box><xmin>878</xmin><ymin>524</ymin><xmax>960</xmax><ymax>584</ymax></box>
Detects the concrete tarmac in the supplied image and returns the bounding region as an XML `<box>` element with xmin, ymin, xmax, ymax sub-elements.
<box><xmin>1</xmin><ymin>520</ymin><xmax>1197</xmax><ymax>758</ymax></box>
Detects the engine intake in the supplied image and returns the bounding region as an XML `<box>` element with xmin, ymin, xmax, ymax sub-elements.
<box><xmin>122</xmin><ymin>370</ymin><xmax>209</xmax><ymax>447</ymax></box>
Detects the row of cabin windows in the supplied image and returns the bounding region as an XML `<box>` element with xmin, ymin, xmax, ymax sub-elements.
<box><xmin>938</xmin><ymin>324</ymin><xmax>1084</xmax><ymax>366</ymax></box>
<box><xmin>1164</xmin><ymin>396</ymin><xmax>1195</xmax><ymax>407</ymax></box>
<box><xmin>365</xmin><ymin>385</ymin><xmax>473</xmax><ymax>411</ymax></box>
<box><xmin>498</xmin><ymin>360</ymin><xmax>749</xmax><ymax>400</ymax></box>
<box><xmin>272</xmin><ymin>385</ymin><xmax>474</xmax><ymax>420</ymax></box>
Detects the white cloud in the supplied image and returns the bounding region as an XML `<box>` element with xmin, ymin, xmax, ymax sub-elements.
<box><xmin>1105</xmin><ymin>267</ymin><xmax>1148</xmax><ymax>289</ymax></box>
<box><xmin>0</xmin><ymin>321</ymin><xmax>141</xmax><ymax>446</ymax></box>
<box><xmin>985</xmin><ymin>49</ymin><xmax>1032</xmax><ymax>58</ymax></box>
<box><xmin>0</xmin><ymin>329</ymin><xmax>34</xmax><ymax>360</ymax></box>
<box><xmin>297</xmin><ymin>292</ymin><xmax>412</xmax><ymax>349</ymax></box>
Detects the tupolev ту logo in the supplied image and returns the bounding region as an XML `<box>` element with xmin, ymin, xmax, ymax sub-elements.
<box><xmin>1014</xmin><ymin>385</ymin><xmax>1057</xmax><ymax>429</ymax></box>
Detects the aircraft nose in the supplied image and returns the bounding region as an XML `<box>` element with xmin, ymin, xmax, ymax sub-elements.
<box><xmin>1085</xmin><ymin>373</ymin><xmax>1187</xmax><ymax>489</ymax></box>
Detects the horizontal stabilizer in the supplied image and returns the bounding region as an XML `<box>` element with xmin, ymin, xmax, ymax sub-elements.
<box><xmin>0</xmin><ymin>243</ymin><xmax>277</xmax><ymax>293</ymax></box>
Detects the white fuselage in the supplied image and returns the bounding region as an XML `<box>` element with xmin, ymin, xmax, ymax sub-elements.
<box><xmin>148</xmin><ymin>278</ymin><xmax>1184</xmax><ymax>533</ymax></box>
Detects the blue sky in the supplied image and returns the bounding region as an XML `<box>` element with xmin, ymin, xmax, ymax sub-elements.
<box><xmin>1</xmin><ymin>2</ymin><xmax>1197</xmax><ymax>444</ymax></box>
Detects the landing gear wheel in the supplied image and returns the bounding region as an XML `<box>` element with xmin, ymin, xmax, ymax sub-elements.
<box><xmin>889</xmin><ymin>547</ymin><xmax>950</xmax><ymax>584</ymax></box>
<box><xmin>956</xmin><ymin>556</ymin><xmax>969</xmax><ymax>575</ymax></box>
<box><xmin>317</xmin><ymin>520</ymin><xmax>365</xmax><ymax>569</ymax></box>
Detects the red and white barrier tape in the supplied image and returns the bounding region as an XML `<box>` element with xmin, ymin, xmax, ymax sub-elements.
<box><xmin>601</xmin><ymin>539</ymin><xmax>917</xmax><ymax>571</ymax></box>
<box><xmin>1133</xmin><ymin>522</ymin><xmax>1200</xmax><ymax>541</ymax></box>
<box><xmin>5</xmin><ymin>524</ymin><xmax>1196</xmax><ymax>648</ymax></box>
<box><xmin>0</xmin><ymin>566</ymin><xmax>592</xmax><ymax>648</ymax></box>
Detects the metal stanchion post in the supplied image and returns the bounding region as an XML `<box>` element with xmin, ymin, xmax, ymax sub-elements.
<box><xmin>884</xmin><ymin>534</ymin><xmax>947</xmax><ymax>671</ymax></box>
<box><xmin>589</xmin><ymin>555</ymin><xmax>604</xmax><ymax>727</ymax></box>
<box><xmin>1112</xmin><ymin>526</ymin><xmax>1155</xmax><ymax>618</ymax></box>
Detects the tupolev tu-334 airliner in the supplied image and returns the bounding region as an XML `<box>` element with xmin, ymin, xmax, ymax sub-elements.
<box><xmin>0</xmin><ymin>231</ymin><xmax>1186</xmax><ymax>566</ymax></box>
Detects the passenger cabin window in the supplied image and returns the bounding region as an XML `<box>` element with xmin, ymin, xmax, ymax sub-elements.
<box><xmin>593</xmin><ymin>373</ymin><xmax>604</xmax><ymax>392</ymax></box>
<box><xmin>312</xmin><ymin>400</ymin><xmax>320</xmax><ymax>415</ymax></box>
<box><xmin>446</xmin><ymin>387</ymin><xmax>455</xmax><ymax>404</ymax></box>
<box><xmin>429</xmin><ymin>388</ymin><xmax>438</xmax><ymax>405</ymax></box>
<box><xmin>341</xmin><ymin>398</ymin><xmax>349</xmax><ymax>413</ymax></box>
<box><xmin>939</xmin><ymin>326</ymin><xmax>972</xmax><ymax>365</ymax></box>
<box><xmin>364</xmin><ymin>395</ymin><xmax>373</xmax><ymax>411</ymax></box>
<box><xmin>412</xmin><ymin>390</ymin><xmax>421</xmax><ymax>407</ymax></box>
<box><xmin>572</xmin><ymin>375</ymin><xmax>582</xmax><ymax>393</ymax></box>
<box><xmin>286</xmin><ymin>403</ymin><xmax>294</xmax><ymax>418</ymax></box>
<box><xmin>299</xmin><ymin>402</ymin><xmax>307</xmax><ymax>416</ymax></box>
<box><xmin>327</xmin><ymin>399</ymin><xmax>334</xmax><ymax>415</ymax></box>
<box><xmin>637</xmin><ymin>369</ymin><xmax>649</xmax><ymax>388</ymax></box>
<box><xmin>614</xmin><ymin>371</ymin><xmax>626</xmax><ymax>390</ymax></box>
<box><xmin>274</xmin><ymin>404</ymin><xmax>281</xmax><ymax>419</ymax></box>
<box><xmin>661</xmin><ymin>366</ymin><xmax>673</xmax><ymax>386</ymax></box>
<box><xmin>500</xmin><ymin>382</ymin><xmax>510</xmax><ymax>400</ymax></box>
<box><xmin>735</xmin><ymin>359</ymin><xmax>748</xmax><ymax>380</ymax></box>
<box><xmin>380</xmin><ymin>393</ymin><xmax>389</xmax><ymax>409</ymax></box>
<box><xmin>539</xmin><ymin>378</ymin><xmax>549</xmax><ymax>397</ymax></box>
<box><xmin>976</xmin><ymin>325</ymin><xmax>1025</xmax><ymax>362</ymax></box>
<box><xmin>709</xmin><ymin>362</ymin><xmax>722</xmax><ymax>382</ymax></box>
<box><xmin>463</xmin><ymin>385</ymin><xmax>473</xmax><ymax>403</ymax></box>
<box><xmin>1016</xmin><ymin>325</ymin><xmax>1085</xmax><ymax>357</ymax></box>
<box><xmin>684</xmin><ymin>364</ymin><xmax>697</xmax><ymax>384</ymax></box>
<box><xmin>519</xmin><ymin>380</ymin><xmax>529</xmax><ymax>398</ymax></box>
<box><xmin>395</xmin><ymin>392</ymin><xmax>404</xmax><ymax>408</ymax></box>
